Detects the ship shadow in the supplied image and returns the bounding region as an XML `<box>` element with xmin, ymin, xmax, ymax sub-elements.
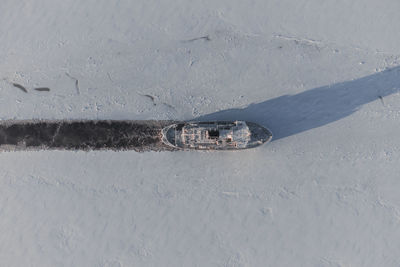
<box><xmin>194</xmin><ymin>66</ymin><xmax>400</xmax><ymax>140</ymax></box>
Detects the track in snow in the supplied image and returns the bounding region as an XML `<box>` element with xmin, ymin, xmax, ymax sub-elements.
<box><xmin>0</xmin><ymin>120</ymin><xmax>176</xmax><ymax>152</ymax></box>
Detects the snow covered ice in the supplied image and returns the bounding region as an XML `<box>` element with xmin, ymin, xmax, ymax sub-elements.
<box><xmin>1</xmin><ymin>0</ymin><xmax>400</xmax><ymax>266</ymax></box>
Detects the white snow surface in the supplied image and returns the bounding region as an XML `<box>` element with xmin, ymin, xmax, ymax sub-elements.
<box><xmin>1</xmin><ymin>1</ymin><xmax>400</xmax><ymax>266</ymax></box>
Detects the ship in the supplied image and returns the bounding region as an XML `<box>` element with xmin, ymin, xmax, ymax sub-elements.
<box><xmin>161</xmin><ymin>121</ymin><xmax>272</xmax><ymax>150</ymax></box>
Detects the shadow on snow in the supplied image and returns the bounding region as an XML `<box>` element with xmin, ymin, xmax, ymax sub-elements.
<box><xmin>195</xmin><ymin>66</ymin><xmax>400</xmax><ymax>140</ymax></box>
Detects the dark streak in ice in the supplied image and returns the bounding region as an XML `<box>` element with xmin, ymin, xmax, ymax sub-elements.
<box><xmin>138</xmin><ymin>93</ymin><xmax>157</xmax><ymax>106</ymax></box>
<box><xmin>34</xmin><ymin>87</ymin><xmax>51</xmax><ymax>92</ymax></box>
<box><xmin>65</xmin><ymin>73</ymin><xmax>80</xmax><ymax>95</ymax></box>
<box><xmin>183</xmin><ymin>35</ymin><xmax>211</xmax><ymax>43</ymax></box>
<box><xmin>12</xmin><ymin>83</ymin><xmax>28</xmax><ymax>93</ymax></box>
<box><xmin>378</xmin><ymin>95</ymin><xmax>385</xmax><ymax>106</ymax></box>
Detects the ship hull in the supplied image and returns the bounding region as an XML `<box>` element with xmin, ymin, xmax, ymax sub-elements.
<box><xmin>162</xmin><ymin>121</ymin><xmax>272</xmax><ymax>150</ymax></box>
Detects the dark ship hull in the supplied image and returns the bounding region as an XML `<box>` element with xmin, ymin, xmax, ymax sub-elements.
<box><xmin>161</xmin><ymin>121</ymin><xmax>272</xmax><ymax>150</ymax></box>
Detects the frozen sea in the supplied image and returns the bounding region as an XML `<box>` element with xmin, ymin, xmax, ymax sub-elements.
<box><xmin>1</xmin><ymin>0</ymin><xmax>400</xmax><ymax>266</ymax></box>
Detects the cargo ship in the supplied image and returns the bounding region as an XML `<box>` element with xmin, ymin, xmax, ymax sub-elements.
<box><xmin>161</xmin><ymin>121</ymin><xmax>272</xmax><ymax>150</ymax></box>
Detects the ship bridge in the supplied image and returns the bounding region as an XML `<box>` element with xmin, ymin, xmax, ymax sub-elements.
<box><xmin>180</xmin><ymin>121</ymin><xmax>251</xmax><ymax>149</ymax></box>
